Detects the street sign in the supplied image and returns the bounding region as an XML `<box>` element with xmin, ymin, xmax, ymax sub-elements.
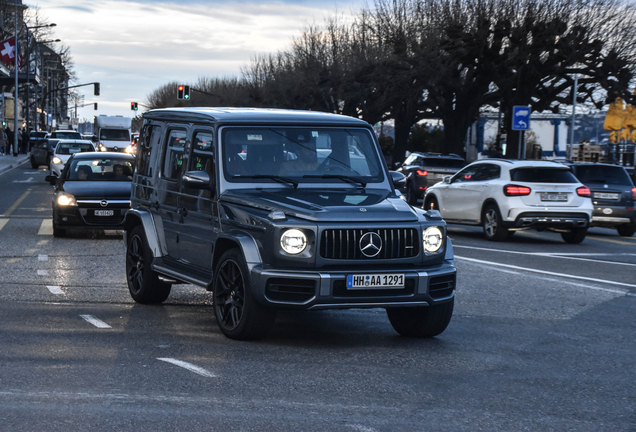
<box><xmin>512</xmin><ymin>106</ymin><xmax>531</xmax><ymax>130</ymax></box>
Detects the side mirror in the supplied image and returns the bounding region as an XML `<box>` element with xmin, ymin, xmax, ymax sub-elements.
<box><xmin>389</xmin><ymin>170</ymin><xmax>406</xmax><ymax>190</ymax></box>
<box><xmin>443</xmin><ymin>176</ymin><xmax>451</xmax><ymax>184</ymax></box>
<box><xmin>182</xmin><ymin>170</ymin><xmax>212</xmax><ymax>188</ymax></box>
<box><xmin>44</xmin><ymin>174</ymin><xmax>57</xmax><ymax>185</ymax></box>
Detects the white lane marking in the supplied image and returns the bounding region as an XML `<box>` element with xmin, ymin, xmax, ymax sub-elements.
<box><xmin>12</xmin><ymin>177</ymin><xmax>34</xmax><ymax>183</ymax></box>
<box><xmin>462</xmin><ymin>260</ymin><xmax>628</xmax><ymax>294</ymax></box>
<box><xmin>47</xmin><ymin>286</ymin><xmax>64</xmax><ymax>295</ymax></box>
<box><xmin>454</xmin><ymin>245</ymin><xmax>636</xmax><ymax>267</ymax></box>
<box><xmin>38</xmin><ymin>219</ymin><xmax>52</xmax><ymax>235</ymax></box>
<box><xmin>38</xmin><ymin>254</ymin><xmax>48</xmax><ymax>261</ymax></box>
<box><xmin>0</xmin><ymin>218</ymin><xmax>7</xmax><ymax>231</ymax></box>
<box><xmin>80</xmin><ymin>315</ymin><xmax>112</xmax><ymax>329</ymax></box>
<box><xmin>157</xmin><ymin>358</ymin><xmax>217</xmax><ymax>378</ymax></box>
<box><xmin>37</xmin><ymin>269</ymin><xmax>48</xmax><ymax>276</ymax></box>
<box><xmin>455</xmin><ymin>255</ymin><xmax>634</xmax><ymax>292</ymax></box>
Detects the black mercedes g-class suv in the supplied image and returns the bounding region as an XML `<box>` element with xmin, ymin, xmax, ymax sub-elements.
<box><xmin>124</xmin><ymin>108</ymin><xmax>456</xmax><ymax>340</ymax></box>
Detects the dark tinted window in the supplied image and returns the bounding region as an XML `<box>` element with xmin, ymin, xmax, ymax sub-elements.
<box><xmin>510</xmin><ymin>168</ymin><xmax>578</xmax><ymax>183</ymax></box>
<box><xmin>573</xmin><ymin>165</ymin><xmax>633</xmax><ymax>186</ymax></box>
<box><xmin>162</xmin><ymin>129</ymin><xmax>186</xmax><ymax>181</ymax></box>
<box><xmin>419</xmin><ymin>158</ymin><xmax>465</xmax><ymax>169</ymax></box>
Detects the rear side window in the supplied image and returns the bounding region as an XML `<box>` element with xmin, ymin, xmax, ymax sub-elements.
<box><xmin>163</xmin><ymin>129</ymin><xmax>187</xmax><ymax>181</ymax></box>
<box><xmin>573</xmin><ymin>165</ymin><xmax>633</xmax><ymax>186</ymax></box>
<box><xmin>510</xmin><ymin>168</ymin><xmax>578</xmax><ymax>183</ymax></box>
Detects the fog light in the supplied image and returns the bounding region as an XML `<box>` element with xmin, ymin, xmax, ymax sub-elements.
<box><xmin>280</xmin><ymin>229</ymin><xmax>307</xmax><ymax>254</ymax></box>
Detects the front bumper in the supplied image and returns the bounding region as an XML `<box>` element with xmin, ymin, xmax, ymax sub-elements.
<box><xmin>53</xmin><ymin>201</ymin><xmax>128</xmax><ymax>230</ymax></box>
<box><xmin>248</xmin><ymin>261</ymin><xmax>456</xmax><ymax>310</ymax></box>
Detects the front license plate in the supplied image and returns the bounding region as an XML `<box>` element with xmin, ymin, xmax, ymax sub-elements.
<box><xmin>540</xmin><ymin>193</ymin><xmax>567</xmax><ymax>202</ymax></box>
<box><xmin>94</xmin><ymin>210</ymin><xmax>114</xmax><ymax>217</ymax></box>
<box><xmin>594</xmin><ymin>192</ymin><xmax>619</xmax><ymax>200</ymax></box>
<box><xmin>347</xmin><ymin>274</ymin><xmax>405</xmax><ymax>289</ymax></box>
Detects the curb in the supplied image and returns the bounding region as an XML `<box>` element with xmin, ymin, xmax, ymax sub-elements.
<box><xmin>0</xmin><ymin>156</ymin><xmax>29</xmax><ymax>175</ymax></box>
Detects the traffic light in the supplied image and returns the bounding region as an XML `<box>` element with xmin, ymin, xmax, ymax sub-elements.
<box><xmin>177</xmin><ymin>85</ymin><xmax>184</xmax><ymax>100</ymax></box>
<box><xmin>184</xmin><ymin>85</ymin><xmax>190</xmax><ymax>100</ymax></box>
<box><xmin>131</xmin><ymin>102</ymin><xmax>138</xmax><ymax>111</ymax></box>
<box><xmin>94</xmin><ymin>82</ymin><xmax>100</xmax><ymax>96</ymax></box>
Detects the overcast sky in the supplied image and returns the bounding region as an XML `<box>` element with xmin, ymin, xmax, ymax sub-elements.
<box><xmin>32</xmin><ymin>0</ymin><xmax>366</xmax><ymax>125</ymax></box>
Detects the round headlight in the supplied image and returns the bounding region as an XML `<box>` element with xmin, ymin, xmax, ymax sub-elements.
<box><xmin>423</xmin><ymin>226</ymin><xmax>443</xmax><ymax>254</ymax></box>
<box><xmin>52</xmin><ymin>156</ymin><xmax>62</xmax><ymax>165</ymax></box>
<box><xmin>280</xmin><ymin>229</ymin><xmax>307</xmax><ymax>254</ymax></box>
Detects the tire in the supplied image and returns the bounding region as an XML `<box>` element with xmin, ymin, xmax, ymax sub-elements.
<box><xmin>482</xmin><ymin>204</ymin><xmax>508</xmax><ymax>241</ymax></box>
<box><xmin>213</xmin><ymin>249</ymin><xmax>276</xmax><ymax>340</ymax></box>
<box><xmin>386</xmin><ymin>298</ymin><xmax>454</xmax><ymax>338</ymax></box>
<box><xmin>561</xmin><ymin>227</ymin><xmax>587</xmax><ymax>244</ymax></box>
<box><xmin>423</xmin><ymin>196</ymin><xmax>438</xmax><ymax>211</ymax></box>
<box><xmin>126</xmin><ymin>226</ymin><xmax>171</xmax><ymax>303</ymax></box>
<box><xmin>52</xmin><ymin>224</ymin><xmax>66</xmax><ymax>237</ymax></box>
<box><xmin>617</xmin><ymin>223</ymin><xmax>636</xmax><ymax>237</ymax></box>
<box><xmin>30</xmin><ymin>157</ymin><xmax>38</xmax><ymax>169</ymax></box>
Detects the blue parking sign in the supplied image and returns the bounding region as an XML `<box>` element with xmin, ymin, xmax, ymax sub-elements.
<box><xmin>512</xmin><ymin>106</ymin><xmax>531</xmax><ymax>130</ymax></box>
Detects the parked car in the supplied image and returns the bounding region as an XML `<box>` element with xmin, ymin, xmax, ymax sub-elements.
<box><xmin>45</xmin><ymin>152</ymin><xmax>135</xmax><ymax>237</ymax></box>
<box><xmin>49</xmin><ymin>139</ymin><xmax>96</xmax><ymax>177</ymax></box>
<box><xmin>569</xmin><ymin>163</ymin><xmax>636</xmax><ymax>237</ymax></box>
<box><xmin>396</xmin><ymin>152</ymin><xmax>466</xmax><ymax>205</ymax></box>
<box><xmin>124</xmin><ymin>107</ymin><xmax>457</xmax><ymax>341</ymax></box>
<box><xmin>48</xmin><ymin>130</ymin><xmax>83</xmax><ymax>140</ymax></box>
<box><xmin>424</xmin><ymin>159</ymin><xmax>593</xmax><ymax>243</ymax></box>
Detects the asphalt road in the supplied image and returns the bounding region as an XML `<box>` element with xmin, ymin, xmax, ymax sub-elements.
<box><xmin>1</xmin><ymin>162</ymin><xmax>635</xmax><ymax>431</ymax></box>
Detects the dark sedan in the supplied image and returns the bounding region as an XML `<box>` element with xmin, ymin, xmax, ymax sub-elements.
<box><xmin>45</xmin><ymin>152</ymin><xmax>134</xmax><ymax>237</ymax></box>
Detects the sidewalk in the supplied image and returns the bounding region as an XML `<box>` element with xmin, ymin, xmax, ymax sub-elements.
<box><xmin>0</xmin><ymin>153</ymin><xmax>30</xmax><ymax>175</ymax></box>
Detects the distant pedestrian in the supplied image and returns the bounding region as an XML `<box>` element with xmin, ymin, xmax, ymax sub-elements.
<box><xmin>0</xmin><ymin>128</ymin><xmax>6</xmax><ymax>155</ymax></box>
<box><xmin>4</xmin><ymin>127</ymin><xmax>13</xmax><ymax>155</ymax></box>
<box><xmin>21</xmin><ymin>128</ymin><xmax>29</xmax><ymax>154</ymax></box>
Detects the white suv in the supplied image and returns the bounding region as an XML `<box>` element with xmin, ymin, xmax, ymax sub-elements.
<box><xmin>423</xmin><ymin>160</ymin><xmax>593</xmax><ymax>243</ymax></box>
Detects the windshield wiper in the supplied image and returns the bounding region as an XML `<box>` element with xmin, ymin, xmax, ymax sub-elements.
<box><xmin>232</xmin><ymin>174</ymin><xmax>298</xmax><ymax>188</ymax></box>
<box><xmin>303</xmin><ymin>174</ymin><xmax>367</xmax><ymax>187</ymax></box>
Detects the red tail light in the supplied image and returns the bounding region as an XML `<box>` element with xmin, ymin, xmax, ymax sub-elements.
<box><xmin>416</xmin><ymin>170</ymin><xmax>428</xmax><ymax>176</ymax></box>
<box><xmin>631</xmin><ymin>187</ymin><xmax>636</xmax><ymax>201</ymax></box>
<box><xmin>576</xmin><ymin>186</ymin><xmax>591</xmax><ymax>197</ymax></box>
<box><xmin>504</xmin><ymin>184</ymin><xmax>531</xmax><ymax>196</ymax></box>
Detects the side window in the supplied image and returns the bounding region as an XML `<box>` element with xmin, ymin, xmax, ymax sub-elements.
<box><xmin>162</xmin><ymin>128</ymin><xmax>187</xmax><ymax>181</ymax></box>
<box><xmin>190</xmin><ymin>130</ymin><xmax>214</xmax><ymax>174</ymax></box>
<box><xmin>481</xmin><ymin>164</ymin><xmax>501</xmax><ymax>181</ymax></box>
<box><xmin>452</xmin><ymin>165</ymin><xmax>480</xmax><ymax>183</ymax></box>
<box><xmin>137</xmin><ymin>124</ymin><xmax>161</xmax><ymax>177</ymax></box>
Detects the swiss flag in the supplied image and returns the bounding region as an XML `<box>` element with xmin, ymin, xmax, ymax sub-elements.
<box><xmin>0</xmin><ymin>37</ymin><xmax>23</xmax><ymax>68</ymax></box>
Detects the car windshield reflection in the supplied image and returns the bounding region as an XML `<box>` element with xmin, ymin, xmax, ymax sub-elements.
<box><xmin>67</xmin><ymin>158</ymin><xmax>134</xmax><ymax>181</ymax></box>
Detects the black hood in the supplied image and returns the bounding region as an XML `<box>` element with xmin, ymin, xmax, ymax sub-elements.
<box><xmin>60</xmin><ymin>181</ymin><xmax>132</xmax><ymax>200</ymax></box>
<box><xmin>220</xmin><ymin>188</ymin><xmax>418</xmax><ymax>222</ymax></box>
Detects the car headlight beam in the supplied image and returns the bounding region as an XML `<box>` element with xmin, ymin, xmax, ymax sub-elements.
<box><xmin>280</xmin><ymin>229</ymin><xmax>307</xmax><ymax>254</ymax></box>
<box><xmin>56</xmin><ymin>192</ymin><xmax>77</xmax><ymax>206</ymax></box>
<box><xmin>52</xmin><ymin>156</ymin><xmax>62</xmax><ymax>165</ymax></box>
<box><xmin>423</xmin><ymin>226</ymin><xmax>443</xmax><ymax>254</ymax></box>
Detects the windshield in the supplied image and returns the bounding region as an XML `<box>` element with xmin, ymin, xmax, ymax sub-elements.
<box><xmin>222</xmin><ymin>127</ymin><xmax>384</xmax><ymax>185</ymax></box>
<box><xmin>55</xmin><ymin>142</ymin><xmax>94</xmax><ymax>155</ymax></box>
<box><xmin>67</xmin><ymin>158</ymin><xmax>134</xmax><ymax>181</ymax></box>
<box><xmin>51</xmin><ymin>131</ymin><xmax>82</xmax><ymax>139</ymax></box>
<box><xmin>100</xmin><ymin>129</ymin><xmax>130</xmax><ymax>141</ymax></box>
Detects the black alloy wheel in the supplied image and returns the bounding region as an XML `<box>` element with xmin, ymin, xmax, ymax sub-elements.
<box><xmin>213</xmin><ymin>249</ymin><xmax>276</xmax><ymax>340</ymax></box>
<box><xmin>126</xmin><ymin>226</ymin><xmax>171</xmax><ymax>303</ymax></box>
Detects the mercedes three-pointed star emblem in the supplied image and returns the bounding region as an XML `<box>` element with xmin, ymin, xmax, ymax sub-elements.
<box><xmin>359</xmin><ymin>232</ymin><xmax>382</xmax><ymax>257</ymax></box>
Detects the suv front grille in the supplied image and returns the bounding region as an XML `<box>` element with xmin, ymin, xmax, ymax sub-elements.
<box><xmin>320</xmin><ymin>228</ymin><xmax>419</xmax><ymax>260</ymax></box>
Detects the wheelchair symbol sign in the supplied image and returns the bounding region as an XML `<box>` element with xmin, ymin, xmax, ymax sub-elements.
<box><xmin>512</xmin><ymin>106</ymin><xmax>531</xmax><ymax>130</ymax></box>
